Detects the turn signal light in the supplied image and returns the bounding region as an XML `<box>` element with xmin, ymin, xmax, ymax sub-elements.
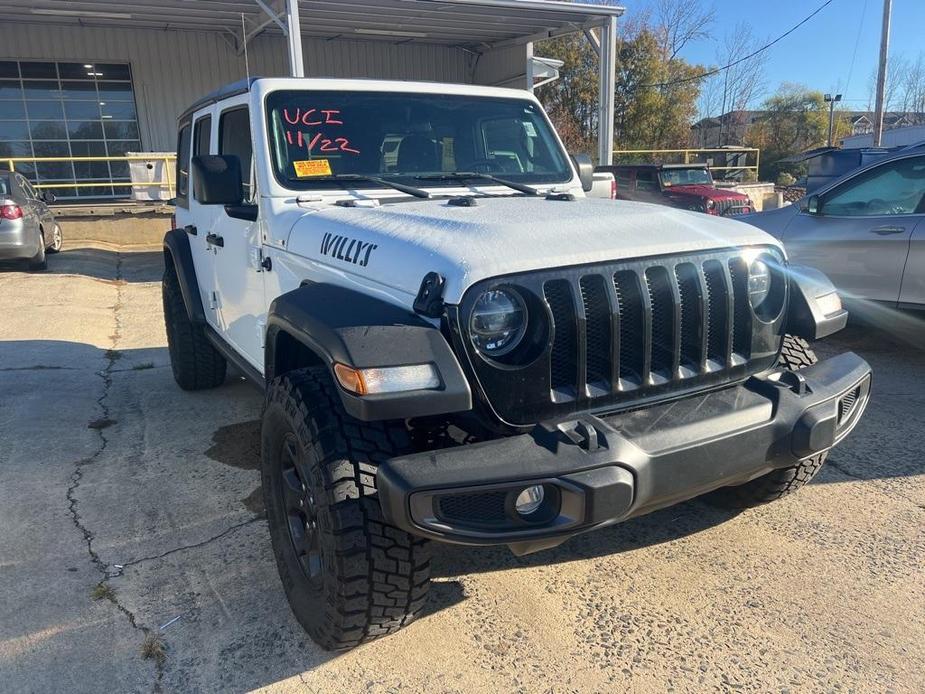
<box><xmin>1</xmin><ymin>204</ymin><xmax>23</xmax><ymax>220</ymax></box>
<box><xmin>333</xmin><ymin>363</ymin><xmax>440</xmax><ymax>395</ymax></box>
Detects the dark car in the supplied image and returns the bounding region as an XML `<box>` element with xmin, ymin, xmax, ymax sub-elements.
<box><xmin>596</xmin><ymin>163</ymin><xmax>752</xmax><ymax>217</ymax></box>
<box><xmin>0</xmin><ymin>171</ymin><xmax>62</xmax><ymax>271</ymax></box>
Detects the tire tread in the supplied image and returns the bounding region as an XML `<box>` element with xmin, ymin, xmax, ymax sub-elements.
<box><xmin>263</xmin><ymin>367</ymin><xmax>430</xmax><ymax>651</ymax></box>
<box><xmin>162</xmin><ymin>261</ymin><xmax>226</xmax><ymax>390</ymax></box>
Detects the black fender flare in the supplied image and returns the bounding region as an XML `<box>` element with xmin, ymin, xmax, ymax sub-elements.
<box><xmin>787</xmin><ymin>264</ymin><xmax>848</xmax><ymax>340</ymax></box>
<box><xmin>163</xmin><ymin>228</ymin><xmax>206</xmax><ymax>324</ymax></box>
<box><xmin>266</xmin><ymin>283</ymin><xmax>472</xmax><ymax>421</ymax></box>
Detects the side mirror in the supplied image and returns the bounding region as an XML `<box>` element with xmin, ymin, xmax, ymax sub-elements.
<box><xmin>191</xmin><ymin>154</ymin><xmax>244</xmax><ymax>205</ymax></box>
<box><xmin>800</xmin><ymin>194</ymin><xmax>821</xmax><ymax>215</ymax></box>
<box><xmin>41</xmin><ymin>191</ymin><xmax>56</xmax><ymax>204</ymax></box>
<box><xmin>571</xmin><ymin>153</ymin><xmax>594</xmax><ymax>192</ymax></box>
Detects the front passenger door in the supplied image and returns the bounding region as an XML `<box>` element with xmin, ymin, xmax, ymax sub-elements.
<box><xmin>209</xmin><ymin>104</ymin><xmax>266</xmax><ymax>371</ymax></box>
<box><xmin>781</xmin><ymin>155</ymin><xmax>925</xmax><ymax>303</ymax></box>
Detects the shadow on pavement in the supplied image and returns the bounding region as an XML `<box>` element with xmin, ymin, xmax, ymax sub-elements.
<box><xmin>0</xmin><ymin>245</ymin><xmax>164</xmax><ymax>283</ymax></box>
<box><xmin>50</xmin><ymin>246</ymin><xmax>165</xmax><ymax>283</ymax></box>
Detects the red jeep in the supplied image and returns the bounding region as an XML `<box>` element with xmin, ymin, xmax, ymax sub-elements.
<box><xmin>596</xmin><ymin>163</ymin><xmax>752</xmax><ymax>216</ymax></box>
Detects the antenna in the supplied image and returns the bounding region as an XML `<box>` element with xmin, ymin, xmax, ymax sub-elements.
<box><xmin>241</xmin><ymin>13</ymin><xmax>250</xmax><ymax>81</ymax></box>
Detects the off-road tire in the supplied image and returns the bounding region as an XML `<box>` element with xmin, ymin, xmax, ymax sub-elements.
<box><xmin>27</xmin><ymin>233</ymin><xmax>47</xmax><ymax>271</ymax></box>
<box><xmin>706</xmin><ymin>334</ymin><xmax>828</xmax><ymax>509</ymax></box>
<box><xmin>162</xmin><ymin>261</ymin><xmax>226</xmax><ymax>390</ymax></box>
<box><xmin>261</xmin><ymin>367</ymin><xmax>431</xmax><ymax>651</ymax></box>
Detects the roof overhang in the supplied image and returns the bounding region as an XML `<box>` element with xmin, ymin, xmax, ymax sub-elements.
<box><xmin>4</xmin><ymin>0</ymin><xmax>624</xmax><ymax>51</ymax></box>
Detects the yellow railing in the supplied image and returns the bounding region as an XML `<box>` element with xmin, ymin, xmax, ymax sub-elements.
<box><xmin>4</xmin><ymin>155</ymin><xmax>176</xmax><ymax>197</ymax></box>
<box><xmin>612</xmin><ymin>148</ymin><xmax>760</xmax><ymax>175</ymax></box>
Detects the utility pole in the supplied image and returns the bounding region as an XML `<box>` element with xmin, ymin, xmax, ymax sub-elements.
<box><xmin>872</xmin><ymin>0</ymin><xmax>892</xmax><ymax>147</ymax></box>
<box><xmin>825</xmin><ymin>93</ymin><xmax>842</xmax><ymax>147</ymax></box>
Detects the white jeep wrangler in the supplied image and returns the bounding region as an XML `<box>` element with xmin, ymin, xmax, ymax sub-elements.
<box><xmin>163</xmin><ymin>77</ymin><xmax>871</xmax><ymax>650</ymax></box>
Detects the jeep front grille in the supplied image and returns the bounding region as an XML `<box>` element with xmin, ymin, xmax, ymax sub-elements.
<box><xmin>456</xmin><ymin>248</ymin><xmax>787</xmax><ymax>426</ymax></box>
<box><xmin>544</xmin><ymin>254</ymin><xmax>754</xmax><ymax>396</ymax></box>
<box><xmin>716</xmin><ymin>198</ymin><xmax>750</xmax><ymax>216</ymax></box>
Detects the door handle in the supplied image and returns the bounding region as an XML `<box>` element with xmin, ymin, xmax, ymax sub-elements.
<box><xmin>206</xmin><ymin>233</ymin><xmax>224</xmax><ymax>248</ymax></box>
<box><xmin>183</xmin><ymin>224</ymin><xmax>197</xmax><ymax>236</ymax></box>
<box><xmin>870</xmin><ymin>225</ymin><xmax>906</xmax><ymax>235</ymax></box>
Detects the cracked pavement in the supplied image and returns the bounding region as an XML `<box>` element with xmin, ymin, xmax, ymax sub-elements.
<box><xmin>0</xmin><ymin>243</ymin><xmax>923</xmax><ymax>693</ymax></box>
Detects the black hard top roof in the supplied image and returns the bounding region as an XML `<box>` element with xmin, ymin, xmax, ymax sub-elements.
<box><xmin>178</xmin><ymin>78</ymin><xmax>259</xmax><ymax>122</ymax></box>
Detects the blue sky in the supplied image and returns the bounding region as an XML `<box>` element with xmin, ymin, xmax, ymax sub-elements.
<box><xmin>618</xmin><ymin>0</ymin><xmax>925</xmax><ymax>111</ymax></box>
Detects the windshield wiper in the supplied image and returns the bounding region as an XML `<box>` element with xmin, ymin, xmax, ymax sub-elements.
<box><xmin>312</xmin><ymin>173</ymin><xmax>430</xmax><ymax>199</ymax></box>
<box><xmin>414</xmin><ymin>172</ymin><xmax>540</xmax><ymax>196</ymax></box>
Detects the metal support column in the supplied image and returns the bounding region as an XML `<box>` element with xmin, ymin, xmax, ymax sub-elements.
<box><xmin>597</xmin><ymin>17</ymin><xmax>617</xmax><ymax>165</ymax></box>
<box><xmin>526</xmin><ymin>41</ymin><xmax>535</xmax><ymax>92</ymax></box>
<box><xmin>286</xmin><ymin>0</ymin><xmax>304</xmax><ymax>77</ymax></box>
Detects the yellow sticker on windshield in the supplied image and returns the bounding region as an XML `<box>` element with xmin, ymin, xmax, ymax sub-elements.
<box><xmin>293</xmin><ymin>159</ymin><xmax>332</xmax><ymax>177</ymax></box>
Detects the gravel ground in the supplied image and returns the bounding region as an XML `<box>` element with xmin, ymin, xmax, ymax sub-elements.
<box><xmin>0</xmin><ymin>243</ymin><xmax>922</xmax><ymax>693</ymax></box>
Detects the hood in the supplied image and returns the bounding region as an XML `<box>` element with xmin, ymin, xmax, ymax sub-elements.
<box><xmin>665</xmin><ymin>184</ymin><xmax>748</xmax><ymax>200</ymax></box>
<box><xmin>284</xmin><ymin>196</ymin><xmax>780</xmax><ymax>304</ymax></box>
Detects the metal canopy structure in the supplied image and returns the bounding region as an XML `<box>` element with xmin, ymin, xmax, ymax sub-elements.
<box><xmin>3</xmin><ymin>0</ymin><xmax>624</xmax><ymax>162</ymax></box>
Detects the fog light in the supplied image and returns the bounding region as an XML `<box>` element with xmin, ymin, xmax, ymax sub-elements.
<box><xmin>514</xmin><ymin>485</ymin><xmax>545</xmax><ymax>516</ymax></box>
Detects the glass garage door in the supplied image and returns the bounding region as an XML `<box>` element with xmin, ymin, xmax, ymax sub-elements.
<box><xmin>0</xmin><ymin>60</ymin><xmax>142</xmax><ymax>200</ymax></box>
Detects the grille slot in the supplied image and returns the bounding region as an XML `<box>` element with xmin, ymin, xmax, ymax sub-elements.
<box><xmin>728</xmin><ymin>257</ymin><xmax>753</xmax><ymax>359</ymax></box>
<box><xmin>613</xmin><ymin>270</ymin><xmax>645</xmax><ymax>385</ymax></box>
<box><xmin>580</xmin><ymin>274</ymin><xmax>612</xmax><ymax>392</ymax></box>
<box><xmin>703</xmin><ymin>260</ymin><xmax>729</xmax><ymax>365</ymax></box>
<box><xmin>544</xmin><ymin>279</ymin><xmax>577</xmax><ymax>398</ymax></box>
<box><xmin>676</xmin><ymin>262</ymin><xmax>703</xmax><ymax>370</ymax></box>
<box><xmin>645</xmin><ymin>266</ymin><xmax>676</xmax><ymax>378</ymax></box>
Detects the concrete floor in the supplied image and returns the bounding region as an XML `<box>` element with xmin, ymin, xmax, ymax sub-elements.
<box><xmin>0</xmin><ymin>244</ymin><xmax>923</xmax><ymax>693</ymax></box>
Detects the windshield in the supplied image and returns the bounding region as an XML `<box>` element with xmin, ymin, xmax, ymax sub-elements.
<box><xmin>658</xmin><ymin>168</ymin><xmax>713</xmax><ymax>187</ymax></box>
<box><xmin>265</xmin><ymin>90</ymin><xmax>571</xmax><ymax>190</ymax></box>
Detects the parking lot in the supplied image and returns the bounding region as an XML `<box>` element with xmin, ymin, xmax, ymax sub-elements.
<box><xmin>1</xmin><ymin>243</ymin><xmax>923</xmax><ymax>693</ymax></box>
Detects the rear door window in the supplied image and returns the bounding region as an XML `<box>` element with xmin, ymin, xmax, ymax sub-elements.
<box><xmin>193</xmin><ymin>115</ymin><xmax>211</xmax><ymax>157</ymax></box>
<box><xmin>823</xmin><ymin>156</ymin><xmax>925</xmax><ymax>216</ymax></box>
<box><xmin>635</xmin><ymin>170</ymin><xmax>656</xmax><ymax>192</ymax></box>
<box><xmin>176</xmin><ymin>121</ymin><xmax>191</xmax><ymax>206</ymax></box>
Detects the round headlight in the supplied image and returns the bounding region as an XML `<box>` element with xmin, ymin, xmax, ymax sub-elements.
<box><xmin>748</xmin><ymin>258</ymin><xmax>772</xmax><ymax>308</ymax></box>
<box><xmin>469</xmin><ymin>289</ymin><xmax>527</xmax><ymax>357</ymax></box>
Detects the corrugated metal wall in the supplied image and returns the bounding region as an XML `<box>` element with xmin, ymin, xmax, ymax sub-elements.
<box><xmin>2</xmin><ymin>23</ymin><xmax>504</xmax><ymax>151</ymax></box>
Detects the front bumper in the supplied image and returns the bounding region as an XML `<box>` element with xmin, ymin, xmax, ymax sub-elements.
<box><xmin>378</xmin><ymin>352</ymin><xmax>871</xmax><ymax>554</ymax></box>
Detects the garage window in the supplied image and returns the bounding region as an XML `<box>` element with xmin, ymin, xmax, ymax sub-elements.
<box><xmin>0</xmin><ymin>60</ymin><xmax>141</xmax><ymax>199</ymax></box>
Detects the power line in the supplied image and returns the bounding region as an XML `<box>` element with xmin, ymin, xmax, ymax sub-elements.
<box><xmin>640</xmin><ymin>0</ymin><xmax>837</xmax><ymax>89</ymax></box>
<box><xmin>843</xmin><ymin>0</ymin><xmax>869</xmax><ymax>97</ymax></box>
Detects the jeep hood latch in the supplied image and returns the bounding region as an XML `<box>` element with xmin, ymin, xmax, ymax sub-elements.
<box><xmin>414</xmin><ymin>272</ymin><xmax>446</xmax><ymax>318</ymax></box>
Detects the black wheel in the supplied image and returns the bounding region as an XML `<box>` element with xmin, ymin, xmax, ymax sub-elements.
<box><xmin>261</xmin><ymin>367</ymin><xmax>431</xmax><ymax>651</ymax></box>
<box><xmin>162</xmin><ymin>260</ymin><xmax>226</xmax><ymax>390</ymax></box>
<box><xmin>47</xmin><ymin>223</ymin><xmax>63</xmax><ymax>253</ymax></box>
<box><xmin>706</xmin><ymin>335</ymin><xmax>828</xmax><ymax>509</ymax></box>
<box><xmin>27</xmin><ymin>231</ymin><xmax>47</xmax><ymax>271</ymax></box>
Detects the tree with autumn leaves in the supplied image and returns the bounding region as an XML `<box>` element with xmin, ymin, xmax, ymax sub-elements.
<box><xmin>535</xmin><ymin>1</ymin><xmax>711</xmax><ymax>156</ymax></box>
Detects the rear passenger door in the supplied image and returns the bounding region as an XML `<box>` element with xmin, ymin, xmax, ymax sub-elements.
<box><xmin>184</xmin><ymin>111</ymin><xmax>219</xmax><ymax>329</ymax></box>
<box><xmin>209</xmin><ymin>102</ymin><xmax>266</xmax><ymax>371</ymax></box>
